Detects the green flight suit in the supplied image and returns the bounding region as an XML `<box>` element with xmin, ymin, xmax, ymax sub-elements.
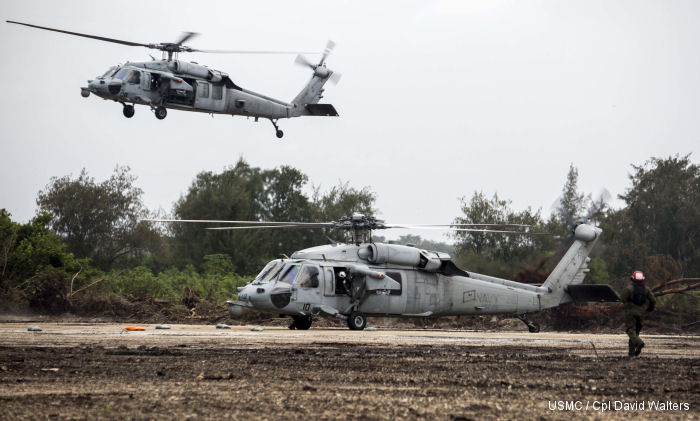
<box><xmin>620</xmin><ymin>284</ymin><xmax>657</xmax><ymax>350</ymax></box>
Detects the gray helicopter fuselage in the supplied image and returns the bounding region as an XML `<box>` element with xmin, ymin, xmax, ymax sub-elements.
<box><xmin>84</xmin><ymin>60</ymin><xmax>294</xmax><ymax>119</ymax></box>
<box><xmin>230</xmin><ymin>223</ymin><xmax>603</xmax><ymax>325</ymax></box>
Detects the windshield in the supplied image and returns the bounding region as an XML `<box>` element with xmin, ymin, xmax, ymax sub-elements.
<box><xmin>279</xmin><ymin>265</ymin><xmax>300</xmax><ymax>285</ymax></box>
<box><xmin>101</xmin><ymin>66</ymin><xmax>118</xmax><ymax>78</ymax></box>
<box><xmin>253</xmin><ymin>261</ymin><xmax>283</xmax><ymax>284</ymax></box>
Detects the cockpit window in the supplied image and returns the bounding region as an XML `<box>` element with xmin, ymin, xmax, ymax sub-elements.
<box><xmin>279</xmin><ymin>265</ymin><xmax>300</xmax><ymax>285</ymax></box>
<box><xmin>296</xmin><ymin>265</ymin><xmax>320</xmax><ymax>288</ymax></box>
<box><xmin>101</xmin><ymin>66</ymin><xmax>118</xmax><ymax>78</ymax></box>
<box><xmin>254</xmin><ymin>261</ymin><xmax>283</xmax><ymax>283</ymax></box>
<box><xmin>113</xmin><ymin>68</ymin><xmax>129</xmax><ymax>80</ymax></box>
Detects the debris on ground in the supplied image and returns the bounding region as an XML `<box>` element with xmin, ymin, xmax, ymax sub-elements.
<box><xmin>124</xmin><ymin>326</ymin><xmax>146</xmax><ymax>331</ymax></box>
<box><xmin>155</xmin><ymin>324</ymin><xmax>171</xmax><ymax>330</ymax></box>
<box><xmin>365</xmin><ymin>327</ymin><xmax>377</xmax><ymax>331</ymax></box>
<box><xmin>215</xmin><ymin>324</ymin><xmax>231</xmax><ymax>329</ymax></box>
<box><xmin>250</xmin><ymin>327</ymin><xmax>264</xmax><ymax>332</ymax></box>
<box><xmin>27</xmin><ymin>326</ymin><xmax>42</xmax><ymax>332</ymax></box>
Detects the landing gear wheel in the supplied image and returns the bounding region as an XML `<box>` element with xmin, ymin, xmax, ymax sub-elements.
<box><xmin>155</xmin><ymin>106</ymin><xmax>167</xmax><ymax>120</ymax></box>
<box><xmin>347</xmin><ymin>311</ymin><xmax>366</xmax><ymax>331</ymax></box>
<box><xmin>122</xmin><ymin>104</ymin><xmax>134</xmax><ymax>118</ymax></box>
<box><xmin>527</xmin><ymin>322</ymin><xmax>540</xmax><ymax>333</ymax></box>
<box><xmin>270</xmin><ymin>119</ymin><xmax>283</xmax><ymax>139</ymax></box>
<box><xmin>290</xmin><ymin>315</ymin><xmax>312</xmax><ymax>330</ymax></box>
<box><xmin>517</xmin><ymin>314</ymin><xmax>540</xmax><ymax>333</ymax></box>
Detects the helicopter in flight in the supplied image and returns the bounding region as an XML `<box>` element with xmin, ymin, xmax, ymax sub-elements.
<box><xmin>7</xmin><ymin>20</ymin><xmax>340</xmax><ymax>138</ymax></box>
<box><xmin>146</xmin><ymin>214</ymin><xmax>619</xmax><ymax>331</ymax></box>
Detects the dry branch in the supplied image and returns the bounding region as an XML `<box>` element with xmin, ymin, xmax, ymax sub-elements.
<box><xmin>654</xmin><ymin>282</ymin><xmax>700</xmax><ymax>297</ymax></box>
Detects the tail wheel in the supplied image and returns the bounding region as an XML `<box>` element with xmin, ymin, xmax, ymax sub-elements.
<box><xmin>276</xmin><ymin>130</ymin><xmax>284</xmax><ymax>139</ymax></box>
<box><xmin>347</xmin><ymin>311</ymin><xmax>366</xmax><ymax>330</ymax></box>
<box><xmin>155</xmin><ymin>106</ymin><xmax>167</xmax><ymax>120</ymax></box>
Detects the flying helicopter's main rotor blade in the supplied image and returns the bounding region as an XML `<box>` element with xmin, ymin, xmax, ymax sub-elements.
<box><xmin>174</xmin><ymin>31</ymin><xmax>199</xmax><ymax>47</ymax></box>
<box><xmin>142</xmin><ymin>218</ymin><xmax>334</xmax><ymax>227</ymax></box>
<box><xmin>6</xmin><ymin>20</ymin><xmax>151</xmax><ymax>48</ymax></box>
<box><xmin>193</xmin><ymin>49</ymin><xmax>317</xmax><ymax>54</ymax></box>
<box><xmin>206</xmin><ymin>224</ymin><xmax>330</xmax><ymax>230</ymax></box>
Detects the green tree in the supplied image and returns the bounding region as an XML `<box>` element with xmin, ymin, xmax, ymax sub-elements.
<box><xmin>311</xmin><ymin>181</ymin><xmax>376</xmax><ymax>243</ymax></box>
<box><xmin>602</xmin><ymin>154</ymin><xmax>699</xmax><ymax>276</ymax></box>
<box><xmin>452</xmin><ymin>192</ymin><xmax>553</xmax><ymax>278</ymax></box>
<box><xmin>0</xmin><ymin>210</ymin><xmax>83</xmax><ymax>312</ymax></box>
<box><xmin>556</xmin><ymin>163</ymin><xmax>589</xmax><ymax>230</ymax></box>
<box><xmin>453</xmin><ymin>192</ymin><xmax>547</xmax><ymax>260</ymax></box>
<box><xmin>172</xmin><ymin>160</ymin><xmax>377</xmax><ymax>272</ymax></box>
<box><xmin>172</xmin><ymin>159</ymin><xmax>268</xmax><ymax>273</ymax></box>
<box><xmin>36</xmin><ymin>166</ymin><xmax>160</xmax><ymax>269</ymax></box>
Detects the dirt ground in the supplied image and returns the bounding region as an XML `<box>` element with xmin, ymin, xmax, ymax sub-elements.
<box><xmin>0</xmin><ymin>323</ymin><xmax>697</xmax><ymax>420</ymax></box>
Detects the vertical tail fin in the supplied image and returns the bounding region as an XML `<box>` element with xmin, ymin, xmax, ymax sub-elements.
<box><xmin>540</xmin><ymin>224</ymin><xmax>602</xmax><ymax>308</ymax></box>
<box><xmin>290</xmin><ymin>41</ymin><xmax>340</xmax><ymax>117</ymax></box>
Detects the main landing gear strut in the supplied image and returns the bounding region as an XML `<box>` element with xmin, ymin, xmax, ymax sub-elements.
<box><xmin>517</xmin><ymin>314</ymin><xmax>540</xmax><ymax>333</ymax></box>
<box><xmin>270</xmin><ymin>119</ymin><xmax>284</xmax><ymax>139</ymax></box>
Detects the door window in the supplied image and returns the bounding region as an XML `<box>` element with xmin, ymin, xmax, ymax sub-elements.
<box><xmin>212</xmin><ymin>84</ymin><xmax>223</xmax><ymax>100</ymax></box>
<box><xmin>386</xmin><ymin>271</ymin><xmax>403</xmax><ymax>296</ymax></box>
<box><xmin>198</xmin><ymin>82</ymin><xmax>209</xmax><ymax>98</ymax></box>
<box><xmin>296</xmin><ymin>265</ymin><xmax>320</xmax><ymax>288</ymax></box>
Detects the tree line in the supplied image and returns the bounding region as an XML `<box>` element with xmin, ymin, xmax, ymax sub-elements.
<box><xmin>0</xmin><ymin>155</ymin><xmax>697</xmax><ymax>326</ymax></box>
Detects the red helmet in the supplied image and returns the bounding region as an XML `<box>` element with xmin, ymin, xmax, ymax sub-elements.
<box><xmin>631</xmin><ymin>271</ymin><xmax>645</xmax><ymax>282</ymax></box>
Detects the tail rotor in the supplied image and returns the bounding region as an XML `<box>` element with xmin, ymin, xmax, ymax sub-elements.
<box><xmin>294</xmin><ymin>40</ymin><xmax>341</xmax><ymax>84</ymax></box>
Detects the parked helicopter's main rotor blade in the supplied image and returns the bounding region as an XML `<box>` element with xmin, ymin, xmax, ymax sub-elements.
<box><xmin>6</xmin><ymin>20</ymin><xmax>151</xmax><ymax>48</ymax></box>
<box><xmin>387</xmin><ymin>223</ymin><xmax>533</xmax><ymax>228</ymax></box>
<box><xmin>206</xmin><ymin>224</ymin><xmax>330</xmax><ymax>230</ymax></box>
<box><xmin>390</xmin><ymin>226</ymin><xmax>552</xmax><ymax>236</ymax></box>
<box><xmin>142</xmin><ymin>218</ymin><xmax>334</xmax><ymax>227</ymax></box>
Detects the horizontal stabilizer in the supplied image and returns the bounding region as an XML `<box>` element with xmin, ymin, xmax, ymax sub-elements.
<box><xmin>306</xmin><ymin>103</ymin><xmax>339</xmax><ymax>116</ymax></box>
<box><xmin>566</xmin><ymin>284</ymin><xmax>620</xmax><ymax>302</ymax></box>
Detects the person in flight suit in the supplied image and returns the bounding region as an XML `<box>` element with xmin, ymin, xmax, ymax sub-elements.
<box><xmin>620</xmin><ymin>271</ymin><xmax>657</xmax><ymax>357</ymax></box>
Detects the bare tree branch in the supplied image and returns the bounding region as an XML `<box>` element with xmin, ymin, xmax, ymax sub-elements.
<box><xmin>68</xmin><ymin>262</ymin><xmax>83</xmax><ymax>300</ymax></box>
<box><xmin>66</xmin><ymin>270</ymin><xmax>124</xmax><ymax>299</ymax></box>
<box><xmin>651</xmin><ymin>278</ymin><xmax>700</xmax><ymax>292</ymax></box>
<box><xmin>654</xmin><ymin>282</ymin><xmax>700</xmax><ymax>297</ymax></box>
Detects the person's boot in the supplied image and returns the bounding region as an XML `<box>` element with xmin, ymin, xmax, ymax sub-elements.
<box><xmin>628</xmin><ymin>344</ymin><xmax>635</xmax><ymax>357</ymax></box>
<box><xmin>634</xmin><ymin>341</ymin><xmax>645</xmax><ymax>356</ymax></box>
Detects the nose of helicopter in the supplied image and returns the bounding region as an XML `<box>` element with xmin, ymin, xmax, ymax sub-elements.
<box><xmin>238</xmin><ymin>283</ymin><xmax>292</xmax><ymax>312</ymax></box>
<box><xmin>86</xmin><ymin>78</ymin><xmax>120</xmax><ymax>97</ymax></box>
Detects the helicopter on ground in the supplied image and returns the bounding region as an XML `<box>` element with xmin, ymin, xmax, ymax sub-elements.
<box><xmin>147</xmin><ymin>214</ymin><xmax>619</xmax><ymax>331</ymax></box>
<box><xmin>7</xmin><ymin>21</ymin><xmax>340</xmax><ymax>138</ymax></box>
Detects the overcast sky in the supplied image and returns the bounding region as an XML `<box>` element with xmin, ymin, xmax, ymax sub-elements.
<box><xmin>1</xmin><ymin>0</ymin><xmax>698</xmax><ymax>243</ymax></box>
